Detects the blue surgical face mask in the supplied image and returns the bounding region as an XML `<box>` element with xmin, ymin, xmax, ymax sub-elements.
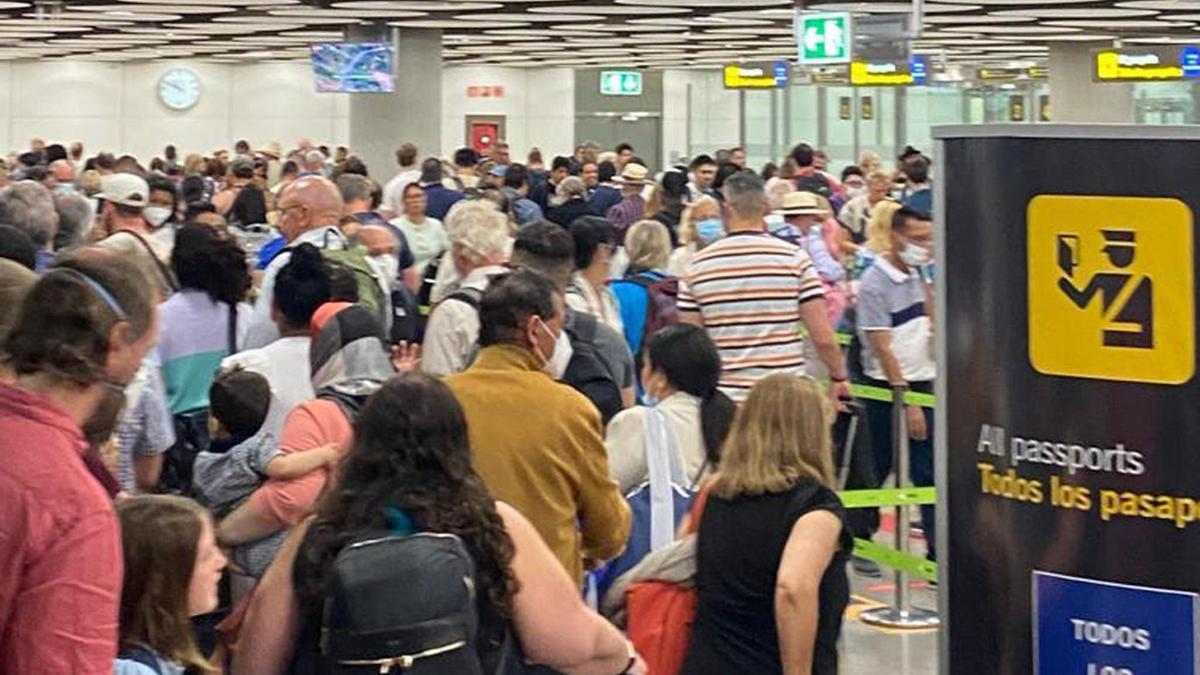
<box><xmin>696</xmin><ymin>218</ymin><xmax>723</xmax><ymax>245</ymax></box>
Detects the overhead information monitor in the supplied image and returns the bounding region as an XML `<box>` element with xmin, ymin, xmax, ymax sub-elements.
<box><xmin>796</xmin><ymin>11</ymin><xmax>852</xmax><ymax>65</ymax></box>
<box><xmin>310</xmin><ymin>43</ymin><xmax>394</xmax><ymax>93</ymax></box>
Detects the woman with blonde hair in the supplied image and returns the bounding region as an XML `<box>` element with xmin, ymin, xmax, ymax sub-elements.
<box><xmin>865</xmin><ymin>199</ymin><xmax>903</xmax><ymax>254</ymax></box>
<box><xmin>612</xmin><ymin>219</ymin><xmax>675</xmax><ymax>360</ymax></box>
<box><xmin>667</xmin><ymin>195</ymin><xmax>722</xmax><ymax>277</ymax></box>
<box><xmin>114</xmin><ymin>495</ymin><xmax>228</xmax><ymax>675</ymax></box>
<box><xmin>683</xmin><ymin>374</ymin><xmax>852</xmax><ymax>675</ymax></box>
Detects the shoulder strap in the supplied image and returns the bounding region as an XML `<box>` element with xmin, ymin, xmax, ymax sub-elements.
<box><xmin>566</xmin><ymin>308</ymin><xmax>597</xmax><ymax>344</ymax></box>
<box><xmin>686</xmin><ymin>476</ymin><xmax>718</xmax><ymax>535</ymax></box>
<box><xmin>227</xmin><ymin>302</ymin><xmax>238</xmax><ymax>355</ymax></box>
<box><xmin>644</xmin><ymin>406</ymin><xmax>687</xmax><ymax>552</ymax></box>
<box><xmin>118</xmin><ymin>646</ymin><xmax>165</xmax><ymax>675</ymax></box>
<box><xmin>626</xmin><ymin>270</ymin><xmax>666</xmax><ymax>290</ymax></box>
<box><xmin>109</xmin><ymin>230</ymin><xmax>178</xmax><ymax>293</ymax></box>
<box><xmin>445</xmin><ymin>286</ymin><xmax>484</xmax><ymax>311</ymax></box>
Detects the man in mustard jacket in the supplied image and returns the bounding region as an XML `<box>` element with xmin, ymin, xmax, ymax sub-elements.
<box><xmin>445</xmin><ymin>268</ymin><xmax>631</xmax><ymax>584</ymax></box>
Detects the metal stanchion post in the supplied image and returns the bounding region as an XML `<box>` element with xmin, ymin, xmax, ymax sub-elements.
<box><xmin>860</xmin><ymin>387</ymin><xmax>940</xmax><ymax>629</ymax></box>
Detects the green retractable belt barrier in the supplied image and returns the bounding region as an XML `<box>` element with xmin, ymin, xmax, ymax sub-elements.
<box><xmin>838</xmin><ymin>487</ymin><xmax>936</xmax><ymax>509</ymax></box>
<box><xmin>849</xmin><ymin>384</ymin><xmax>937</xmax><ymax>408</ymax></box>
<box><xmin>852</xmin><ymin>538</ymin><xmax>938</xmax><ymax>582</ymax></box>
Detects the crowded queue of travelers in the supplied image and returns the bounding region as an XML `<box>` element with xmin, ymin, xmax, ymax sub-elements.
<box><xmin>0</xmin><ymin>135</ymin><xmax>935</xmax><ymax>674</ymax></box>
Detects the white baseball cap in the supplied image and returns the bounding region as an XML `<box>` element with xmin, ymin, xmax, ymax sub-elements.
<box><xmin>99</xmin><ymin>173</ymin><xmax>150</xmax><ymax>208</ymax></box>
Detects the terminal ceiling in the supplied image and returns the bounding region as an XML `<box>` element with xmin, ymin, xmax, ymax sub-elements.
<box><xmin>1</xmin><ymin>0</ymin><xmax>1197</xmax><ymax>68</ymax></box>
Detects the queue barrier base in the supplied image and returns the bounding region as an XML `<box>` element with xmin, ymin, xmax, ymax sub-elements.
<box><xmin>860</xmin><ymin>605</ymin><xmax>941</xmax><ymax>630</ymax></box>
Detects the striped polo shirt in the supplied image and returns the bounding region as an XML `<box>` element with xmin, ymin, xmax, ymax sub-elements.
<box><xmin>677</xmin><ymin>231</ymin><xmax>825</xmax><ymax>402</ymax></box>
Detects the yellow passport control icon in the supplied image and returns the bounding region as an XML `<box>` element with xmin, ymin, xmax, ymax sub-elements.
<box><xmin>1028</xmin><ymin>195</ymin><xmax>1195</xmax><ymax>385</ymax></box>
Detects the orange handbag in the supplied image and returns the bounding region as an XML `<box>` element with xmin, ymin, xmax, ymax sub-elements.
<box><xmin>624</xmin><ymin>479</ymin><xmax>714</xmax><ymax>675</ymax></box>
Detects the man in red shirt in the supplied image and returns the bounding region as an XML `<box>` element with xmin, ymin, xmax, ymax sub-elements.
<box><xmin>0</xmin><ymin>248</ymin><xmax>158</xmax><ymax>673</ymax></box>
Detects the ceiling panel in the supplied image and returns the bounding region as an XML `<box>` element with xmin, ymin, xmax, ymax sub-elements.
<box><xmin>0</xmin><ymin>0</ymin><xmax>1188</xmax><ymax>66</ymax></box>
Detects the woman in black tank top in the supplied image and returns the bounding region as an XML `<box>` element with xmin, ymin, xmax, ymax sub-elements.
<box><xmin>682</xmin><ymin>374</ymin><xmax>853</xmax><ymax>675</ymax></box>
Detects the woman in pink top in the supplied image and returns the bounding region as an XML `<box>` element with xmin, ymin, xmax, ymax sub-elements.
<box><xmin>217</xmin><ymin>302</ymin><xmax>394</xmax><ymax>562</ymax></box>
<box><xmin>0</xmin><ymin>248</ymin><xmax>159</xmax><ymax>674</ymax></box>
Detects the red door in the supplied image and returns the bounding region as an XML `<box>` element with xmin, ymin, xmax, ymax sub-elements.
<box><xmin>470</xmin><ymin>123</ymin><xmax>499</xmax><ymax>154</ymax></box>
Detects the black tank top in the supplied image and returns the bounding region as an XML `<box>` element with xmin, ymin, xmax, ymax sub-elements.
<box><xmin>682</xmin><ymin>478</ymin><xmax>853</xmax><ymax>675</ymax></box>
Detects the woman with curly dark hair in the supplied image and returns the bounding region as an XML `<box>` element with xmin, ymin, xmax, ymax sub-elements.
<box><xmin>234</xmin><ymin>374</ymin><xmax>645</xmax><ymax>675</ymax></box>
<box><xmin>157</xmin><ymin>223</ymin><xmax>251</xmax><ymax>417</ymax></box>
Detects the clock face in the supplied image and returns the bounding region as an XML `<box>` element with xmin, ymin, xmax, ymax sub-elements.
<box><xmin>158</xmin><ymin>68</ymin><xmax>201</xmax><ymax>111</ymax></box>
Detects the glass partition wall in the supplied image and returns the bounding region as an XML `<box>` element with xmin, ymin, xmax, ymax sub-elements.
<box><xmin>736</xmin><ymin>79</ymin><xmax>1187</xmax><ymax>174</ymax></box>
<box><xmin>738</xmin><ymin>81</ymin><xmax>1046</xmax><ymax>173</ymax></box>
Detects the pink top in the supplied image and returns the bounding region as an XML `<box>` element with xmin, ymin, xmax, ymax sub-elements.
<box><xmin>0</xmin><ymin>382</ymin><xmax>122</xmax><ymax>674</ymax></box>
<box><xmin>249</xmin><ymin>399</ymin><xmax>352</xmax><ymax>527</ymax></box>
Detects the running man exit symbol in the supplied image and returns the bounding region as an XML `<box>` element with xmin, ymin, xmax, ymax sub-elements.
<box><xmin>796</xmin><ymin>12</ymin><xmax>852</xmax><ymax>65</ymax></box>
<box><xmin>1028</xmin><ymin>195</ymin><xmax>1194</xmax><ymax>385</ymax></box>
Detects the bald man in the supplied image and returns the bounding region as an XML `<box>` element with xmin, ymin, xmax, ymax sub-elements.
<box><xmin>243</xmin><ymin>175</ymin><xmax>387</xmax><ymax>348</ymax></box>
<box><xmin>355</xmin><ymin>224</ymin><xmax>397</xmax><ymax>257</ymax></box>
<box><xmin>49</xmin><ymin>160</ymin><xmax>74</xmax><ymax>187</ymax></box>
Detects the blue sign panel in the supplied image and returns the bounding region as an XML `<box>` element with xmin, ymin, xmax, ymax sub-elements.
<box><xmin>909</xmin><ymin>55</ymin><xmax>928</xmax><ymax>85</ymax></box>
<box><xmin>772</xmin><ymin>61</ymin><xmax>790</xmax><ymax>87</ymax></box>
<box><xmin>1035</xmin><ymin>571</ymin><xmax>1198</xmax><ymax>675</ymax></box>
<box><xmin>1181</xmin><ymin>46</ymin><xmax>1200</xmax><ymax>78</ymax></box>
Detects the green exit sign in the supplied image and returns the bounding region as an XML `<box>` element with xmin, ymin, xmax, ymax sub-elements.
<box><xmin>796</xmin><ymin>11</ymin><xmax>852</xmax><ymax>65</ymax></box>
<box><xmin>600</xmin><ymin>70</ymin><xmax>643</xmax><ymax>96</ymax></box>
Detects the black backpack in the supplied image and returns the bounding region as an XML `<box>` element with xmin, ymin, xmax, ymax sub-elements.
<box><xmin>390</xmin><ymin>283</ymin><xmax>422</xmax><ymax>345</ymax></box>
<box><xmin>562</xmin><ymin>311</ymin><xmax>624</xmax><ymax>425</ymax></box>
<box><xmin>795</xmin><ymin>171</ymin><xmax>833</xmax><ymax>199</ymax></box>
<box><xmin>321</xmin><ymin>532</ymin><xmax>510</xmax><ymax>674</ymax></box>
<box><xmin>412</xmin><ymin>253</ymin><xmax>447</xmax><ymax>345</ymax></box>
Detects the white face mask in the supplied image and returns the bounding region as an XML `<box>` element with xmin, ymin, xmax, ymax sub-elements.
<box><xmin>369</xmin><ymin>254</ymin><xmax>400</xmax><ymax>285</ymax></box>
<box><xmin>143</xmin><ymin>206</ymin><xmax>172</xmax><ymax>229</ymax></box>
<box><xmin>764</xmin><ymin>213</ymin><xmax>787</xmax><ymax>233</ymax></box>
<box><xmin>899</xmin><ymin>241</ymin><xmax>933</xmax><ymax>267</ymax></box>
<box><xmin>536</xmin><ymin>320</ymin><xmax>573</xmax><ymax>381</ymax></box>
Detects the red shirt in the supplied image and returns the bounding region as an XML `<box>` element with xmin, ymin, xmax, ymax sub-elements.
<box><xmin>0</xmin><ymin>382</ymin><xmax>122</xmax><ymax>674</ymax></box>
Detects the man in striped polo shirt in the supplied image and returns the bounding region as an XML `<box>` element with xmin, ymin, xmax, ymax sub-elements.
<box><xmin>677</xmin><ymin>170</ymin><xmax>849</xmax><ymax>405</ymax></box>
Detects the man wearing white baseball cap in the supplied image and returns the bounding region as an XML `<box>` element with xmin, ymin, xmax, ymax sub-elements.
<box><xmin>96</xmin><ymin>173</ymin><xmax>177</xmax><ymax>297</ymax></box>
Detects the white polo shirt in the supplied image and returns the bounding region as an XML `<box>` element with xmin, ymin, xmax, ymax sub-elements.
<box><xmin>856</xmin><ymin>255</ymin><xmax>936</xmax><ymax>383</ymax></box>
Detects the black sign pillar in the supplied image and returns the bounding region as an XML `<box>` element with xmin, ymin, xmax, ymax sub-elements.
<box><xmin>936</xmin><ymin>125</ymin><xmax>1200</xmax><ymax>675</ymax></box>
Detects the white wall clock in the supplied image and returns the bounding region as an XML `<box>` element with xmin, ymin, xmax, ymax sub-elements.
<box><xmin>157</xmin><ymin>68</ymin><xmax>201</xmax><ymax>111</ymax></box>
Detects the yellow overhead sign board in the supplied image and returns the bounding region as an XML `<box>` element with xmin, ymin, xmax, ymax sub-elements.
<box><xmin>1093</xmin><ymin>47</ymin><xmax>1200</xmax><ymax>82</ymax></box>
<box><xmin>723</xmin><ymin>62</ymin><xmax>790</xmax><ymax>89</ymax></box>
<box><xmin>849</xmin><ymin>57</ymin><xmax>927</xmax><ymax>86</ymax></box>
<box><xmin>978</xmin><ymin>66</ymin><xmax>1048</xmax><ymax>81</ymax></box>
